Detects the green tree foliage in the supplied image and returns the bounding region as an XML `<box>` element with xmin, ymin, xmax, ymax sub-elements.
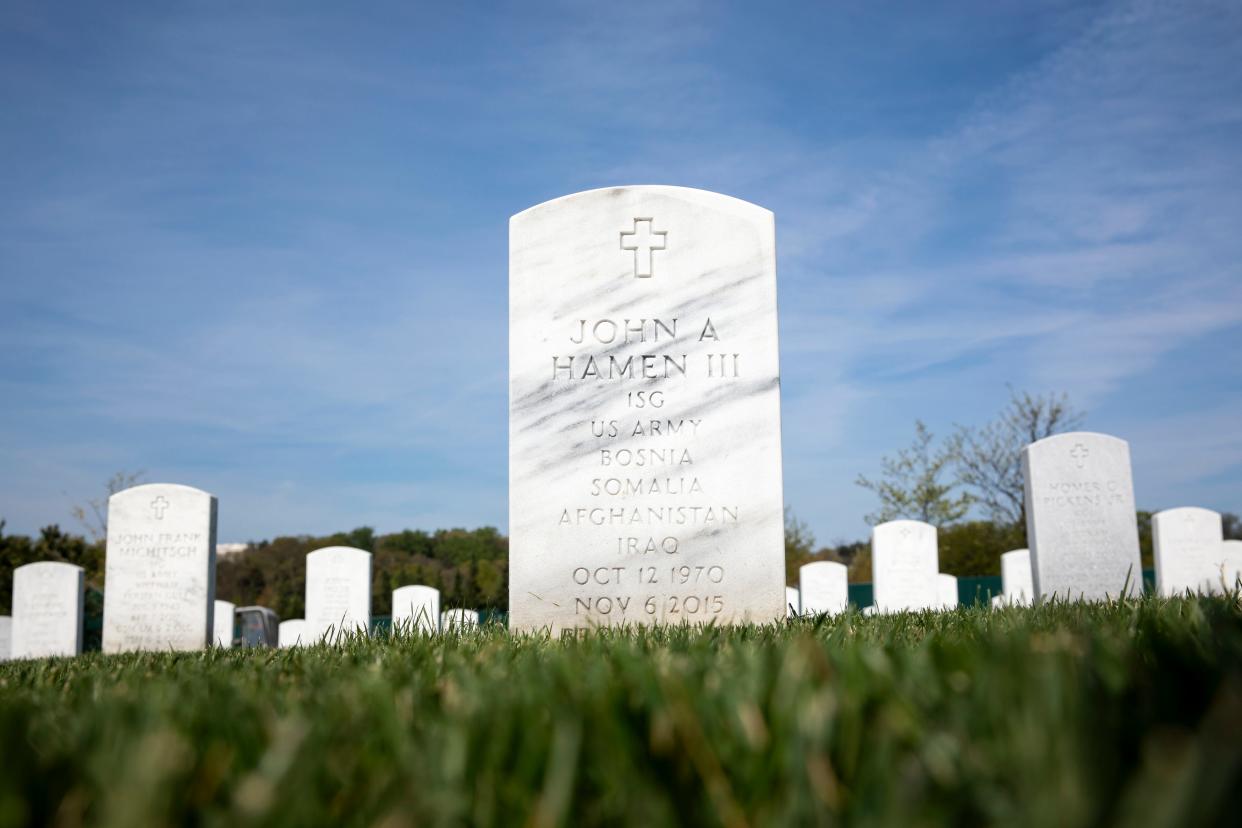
<box><xmin>215</xmin><ymin>526</ymin><xmax>509</xmax><ymax>620</ymax></box>
<box><xmin>937</xmin><ymin>520</ymin><xmax>1027</xmax><ymax>577</ymax></box>
<box><xmin>855</xmin><ymin>420</ymin><xmax>971</xmax><ymax>527</ymax></box>
<box><xmin>0</xmin><ymin>522</ymin><xmax>104</xmax><ymax>613</ymax></box>
<box><xmin>950</xmin><ymin>389</ymin><xmax>1084</xmax><ymax>531</ymax></box>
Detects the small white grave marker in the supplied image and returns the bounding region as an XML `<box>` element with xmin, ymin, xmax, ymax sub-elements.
<box><xmin>392</xmin><ymin>585</ymin><xmax>440</xmax><ymax>634</ymax></box>
<box><xmin>11</xmin><ymin>561</ymin><xmax>84</xmax><ymax>659</ymax></box>
<box><xmin>871</xmin><ymin>520</ymin><xmax>939</xmax><ymax>612</ymax></box>
<box><xmin>799</xmin><ymin>561</ymin><xmax>848</xmax><ymax>615</ymax></box>
<box><xmin>305</xmin><ymin>547</ymin><xmax>371</xmax><ymax>643</ymax></box>
<box><xmin>936</xmin><ymin>573</ymin><xmax>958</xmax><ymax>609</ymax></box>
<box><xmin>1220</xmin><ymin>540</ymin><xmax>1242</xmax><ymax>592</ymax></box>
<box><xmin>0</xmin><ymin>616</ymin><xmax>12</xmax><ymax>661</ymax></box>
<box><xmin>1152</xmin><ymin>507</ymin><xmax>1224</xmax><ymax>596</ymax></box>
<box><xmin>785</xmin><ymin>586</ymin><xmax>800</xmax><ymax>618</ymax></box>
<box><xmin>278</xmin><ymin>619</ymin><xmax>307</xmax><ymax>648</ymax></box>
<box><xmin>441</xmin><ymin>608</ymin><xmax>479</xmax><ymax>631</ymax></box>
<box><xmin>213</xmin><ymin>599</ymin><xmax>236</xmax><ymax>647</ymax></box>
<box><xmin>1001</xmin><ymin>549</ymin><xmax>1033</xmax><ymax>606</ymax></box>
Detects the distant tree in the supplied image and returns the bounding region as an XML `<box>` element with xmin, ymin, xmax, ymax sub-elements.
<box><xmin>1223</xmin><ymin>512</ymin><xmax>1241</xmax><ymax>541</ymax></box>
<box><xmin>950</xmin><ymin>389</ymin><xmax>1084</xmax><ymax>529</ymax></box>
<box><xmin>783</xmin><ymin>507</ymin><xmax>816</xmax><ymax>584</ymax></box>
<box><xmin>855</xmin><ymin>420</ymin><xmax>971</xmax><ymax>527</ymax></box>
<box><xmin>69</xmin><ymin>470</ymin><xmax>146</xmax><ymax>543</ymax></box>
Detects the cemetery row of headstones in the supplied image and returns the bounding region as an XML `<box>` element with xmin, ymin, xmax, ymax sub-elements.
<box><xmin>3</xmin><ymin>188</ymin><xmax>1241</xmax><ymax>661</ymax></box>
<box><xmin>783</xmin><ymin>433</ymin><xmax>1241</xmax><ymax>618</ymax></box>
<box><xmin>0</xmin><ymin>484</ymin><xmax>479</xmax><ymax>661</ymax></box>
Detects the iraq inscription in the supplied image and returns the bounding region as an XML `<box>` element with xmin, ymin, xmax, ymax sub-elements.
<box><xmin>103</xmin><ymin>483</ymin><xmax>217</xmax><ymax>653</ymax></box>
<box><xmin>509</xmin><ymin>186</ymin><xmax>785</xmax><ymax>634</ymax></box>
<box><xmin>1022</xmin><ymin>432</ymin><xmax>1141</xmax><ymax>602</ymax></box>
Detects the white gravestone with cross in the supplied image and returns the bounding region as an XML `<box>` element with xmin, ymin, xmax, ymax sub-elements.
<box><xmin>103</xmin><ymin>483</ymin><xmax>218</xmax><ymax>653</ymax></box>
<box><xmin>871</xmin><ymin>520</ymin><xmax>939</xmax><ymax>612</ymax></box>
<box><xmin>799</xmin><ymin>561</ymin><xmax>848</xmax><ymax>616</ymax></box>
<box><xmin>392</xmin><ymin>585</ymin><xmax>440</xmax><ymax>634</ymax></box>
<box><xmin>1153</xmin><ymin>507</ymin><xmax>1224</xmax><ymax>596</ymax></box>
<box><xmin>11</xmin><ymin>561</ymin><xmax>84</xmax><ymax>659</ymax></box>
<box><xmin>1022</xmin><ymin>432</ymin><xmax>1142</xmax><ymax>602</ymax></box>
<box><xmin>305</xmin><ymin>546</ymin><xmax>371</xmax><ymax>644</ymax></box>
<box><xmin>509</xmin><ymin>186</ymin><xmax>785</xmax><ymax>635</ymax></box>
<box><xmin>1000</xmin><ymin>549</ymin><xmax>1033</xmax><ymax>606</ymax></box>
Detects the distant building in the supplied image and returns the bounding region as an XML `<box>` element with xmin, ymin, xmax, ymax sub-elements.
<box><xmin>216</xmin><ymin>543</ymin><xmax>249</xmax><ymax>558</ymax></box>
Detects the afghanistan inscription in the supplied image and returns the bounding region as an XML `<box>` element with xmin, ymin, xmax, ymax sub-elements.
<box><xmin>509</xmin><ymin>186</ymin><xmax>785</xmax><ymax>634</ymax></box>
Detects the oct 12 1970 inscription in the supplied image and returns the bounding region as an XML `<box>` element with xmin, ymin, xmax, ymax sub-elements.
<box><xmin>509</xmin><ymin>186</ymin><xmax>785</xmax><ymax>635</ymax></box>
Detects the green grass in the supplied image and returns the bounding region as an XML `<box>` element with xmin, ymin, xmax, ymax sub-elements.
<box><xmin>2</xmin><ymin>597</ymin><xmax>1241</xmax><ymax>828</ymax></box>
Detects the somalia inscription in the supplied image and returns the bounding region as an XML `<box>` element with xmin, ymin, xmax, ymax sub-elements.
<box><xmin>509</xmin><ymin>186</ymin><xmax>785</xmax><ymax>634</ymax></box>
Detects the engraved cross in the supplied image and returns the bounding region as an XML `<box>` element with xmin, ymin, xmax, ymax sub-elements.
<box><xmin>620</xmin><ymin>218</ymin><xmax>667</xmax><ymax>278</ymax></box>
<box><xmin>1070</xmin><ymin>443</ymin><xmax>1089</xmax><ymax>469</ymax></box>
<box><xmin>151</xmin><ymin>496</ymin><xmax>169</xmax><ymax>520</ymax></box>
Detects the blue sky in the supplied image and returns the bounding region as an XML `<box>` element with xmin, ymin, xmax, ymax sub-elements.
<box><xmin>1</xmin><ymin>0</ymin><xmax>1239</xmax><ymax>545</ymax></box>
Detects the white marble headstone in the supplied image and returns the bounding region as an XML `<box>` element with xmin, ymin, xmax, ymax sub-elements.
<box><xmin>103</xmin><ymin>483</ymin><xmax>217</xmax><ymax>653</ymax></box>
<box><xmin>441</xmin><ymin>608</ymin><xmax>479</xmax><ymax>631</ymax></box>
<box><xmin>936</xmin><ymin>573</ymin><xmax>959</xmax><ymax>609</ymax></box>
<box><xmin>1152</xmin><ymin>507</ymin><xmax>1224</xmax><ymax>596</ymax></box>
<box><xmin>871</xmin><ymin>520</ymin><xmax>939</xmax><ymax>612</ymax></box>
<box><xmin>1000</xmin><ymin>549</ymin><xmax>1033</xmax><ymax>606</ymax></box>
<box><xmin>213</xmin><ymin>599</ymin><xmax>236</xmax><ymax>647</ymax></box>
<box><xmin>509</xmin><ymin>186</ymin><xmax>785</xmax><ymax>634</ymax></box>
<box><xmin>990</xmin><ymin>594</ymin><xmax>1005</xmax><ymax>609</ymax></box>
<box><xmin>785</xmin><ymin>586</ymin><xmax>801</xmax><ymax>618</ymax></box>
<box><xmin>0</xmin><ymin>616</ymin><xmax>10</xmax><ymax>661</ymax></box>
<box><xmin>1220</xmin><ymin>539</ymin><xmax>1242</xmax><ymax>592</ymax></box>
<box><xmin>278</xmin><ymin>618</ymin><xmax>307</xmax><ymax>648</ymax></box>
<box><xmin>392</xmin><ymin>585</ymin><xmax>440</xmax><ymax>634</ymax></box>
<box><xmin>799</xmin><ymin>561</ymin><xmax>848</xmax><ymax>616</ymax></box>
<box><xmin>11</xmin><ymin>561</ymin><xmax>84</xmax><ymax>659</ymax></box>
<box><xmin>1022</xmin><ymin>432</ymin><xmax>1142</xmax><ymax>602</ymax></box>
<box><xmin>305</xmin><ymin>546</ymin><xmax>371</xmax><ymax>643</ymax></box>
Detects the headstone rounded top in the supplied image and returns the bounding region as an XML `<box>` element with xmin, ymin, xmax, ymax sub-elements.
<box><xmin>1001</xmin><ymin>548</ymin><xmax>1030</xmax><ymax>558</ymax></box>
<box><xmin>393</xmin><ymin>584</ymin><xmax>439</xmax><ymax>599</ymax></box>
<box><xmin>307</xmin><ymin>546</ymin><xmax>371</xmax><ymax>562</ymax></box>
<box><xmin>1153</xmin><ymin>506</ymin><xmax>1219</xmax><ymax>521</ymax></box>
<box><xmin>800</xmin><ymin>560</ymin><xmax>847</xmax><ymax>574</ymax></box>
<box><xmin>108</xmin><ymin>482</ymin><xmax>215</xmax><ymax>503</ymax></box>
<box><xmin>1025</xmin><ymin>430</ymin><xmax>1128</xmax><ymax>455</ymax></box>
<box><xmin>513</xmin><ymin>185</ymin><xmax>772</xmax><ymax>222</ymax></box>
<box><xmin>873</xmin><ymin>519</ymin><xmax>936</xmax><ymax>538</ymax></box>
<box><xmin>14</xmin><ymin>560</ymin><xmax>84</xmax><ymax>576</ymax></box>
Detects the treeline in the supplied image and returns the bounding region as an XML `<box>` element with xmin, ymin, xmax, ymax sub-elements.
<box><xmin>215</xmin><ymin>526</ymin><xmax>508</xmax><ymax>620</ymax></box>
<box><xmin>6</xmin><ymin>512</ymin><xmax>1239</xmax><ymax>616</ymax></box>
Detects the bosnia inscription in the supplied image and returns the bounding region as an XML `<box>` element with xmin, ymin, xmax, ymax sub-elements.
<box><xmin>509</xmin><ymin>186</ymin><xmax>785</xmax><ymax>634</ymax></box>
